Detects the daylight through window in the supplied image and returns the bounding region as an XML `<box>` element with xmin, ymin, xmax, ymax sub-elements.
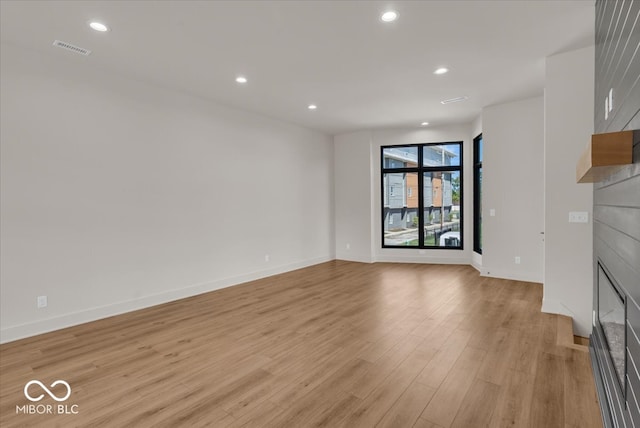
<box><xmin>382</xmin><ymin>142</ymin><xmax>463</xmax><ymax>248</ymax></box>
<box><xmin>473</xmin><ymin>134</ymin><xmax>483</xmax><ymax>254</ymax></box>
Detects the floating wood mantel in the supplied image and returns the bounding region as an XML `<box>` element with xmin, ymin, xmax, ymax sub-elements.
<box><xmin>576</xmin><ymin>130</ymin><xmax>634</xmax><ymax>183</ymax></box>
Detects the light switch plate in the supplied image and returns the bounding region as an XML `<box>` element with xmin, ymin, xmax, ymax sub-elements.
<box><xmin>569</xmin><ymin>211</ymin><xmax>589</xmax><ymax>223</ymax></box>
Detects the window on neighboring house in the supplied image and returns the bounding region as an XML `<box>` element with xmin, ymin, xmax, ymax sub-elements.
<box><xmin>473</xmin><ymin>134</ymin><xmax>483</xmax><ymax>254</ymax></box>
<box><xmin>382</xmin><ymin>142</ymin><xmax>463</xmax><ymax>248</ymax></box>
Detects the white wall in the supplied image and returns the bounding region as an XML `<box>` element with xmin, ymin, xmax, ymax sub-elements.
<box><xmin>372</xmin><ymin>126</ymin><xmax>474</xmax><ymax>264</ymax></box>
<box><xmin>333</xmin><ymin>124</ymin><xmax>474</xmax><ymax>265</ymax></box>
<box><xmin>334</xmin><ymin>131</ymin><xmax>374</xmax><ymax>262</ymax></box>
<box><xmin>542</xmin><ymin>46</ymin><xmax>594</xmax><ymax>336</ymax></box>
<box><xmin>482</xmin><ymin>96</ymin><xmax>545</xmax><ymax>283</ymax></box>
<box><xmin>0</xmin><ymin>44</ymin><xmax>335</xmax><ymax>343</ymax></box>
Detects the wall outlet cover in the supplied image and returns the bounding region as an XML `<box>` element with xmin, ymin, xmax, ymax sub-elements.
<box><xmin>568</xmin><ymin>211</ymin><xmax>589</xmax><ymax>223</ymax></box>
<box><xmin>37</xmin><ymin>295</ymin><xmax>47</xmax><ymax>308</ymax></box>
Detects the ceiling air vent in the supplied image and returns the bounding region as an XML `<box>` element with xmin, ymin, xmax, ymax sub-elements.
<box><xmin>52</xmin><ymin>40</ymin><xmax>91</xmax><ymax>56</ymax></box>
<box><xmin>440</xmin><ymin>96</ymin><xmax>469</xmax><ymax>105</ymax></box>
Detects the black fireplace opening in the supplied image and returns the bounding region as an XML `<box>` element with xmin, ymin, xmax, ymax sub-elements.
<box><xmin>597</xmin><ymin>261</ymin><xmax>627</xmax><ymax>396</ymax></box>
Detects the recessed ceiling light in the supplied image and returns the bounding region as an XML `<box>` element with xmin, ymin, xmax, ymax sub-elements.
<box><xmin>89</xmin><ymin>22</ymin><xmax>109</xmax><ymax>32</ymax></box>
<box><xmin>235</xmin><ymin>76</ymin><xmax>247</xmax><ymax>84</ymax></box>
<box><xmin>434</xmin><ymin>67</ymin><xmax>449</xmax><ymax>75</ymax></box>
<box><xmin>308</xmin><ymin>104</ymin><xmax>317</xmax><ymax>110</ymax></box>
<box><xmin>381</xmin><ymin>11</ymin><xmax>398</xmax><ymax>22</ymax></box>
<box><xmin>441</xmin><ymin>96</ymin><xmax>469</xmax><ymax>105</ymax></box>
<box><xmin>421</xmin><ymin>122</ymin><xmax>429</xmax><ymax>126</ymax></box>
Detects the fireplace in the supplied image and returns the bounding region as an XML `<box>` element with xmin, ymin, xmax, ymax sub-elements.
<box><xmin>597</xmin><ymin>262</ymin><xmax>626</xmax><ymax>395</ymax></box>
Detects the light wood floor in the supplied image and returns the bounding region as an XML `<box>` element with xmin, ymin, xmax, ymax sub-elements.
<box><xmin>0</xmin><ymin>261</ymin><xmax>602</xmax><ymax>427</ymax></box>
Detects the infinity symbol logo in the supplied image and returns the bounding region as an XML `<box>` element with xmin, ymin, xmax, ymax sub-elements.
<box><xmin>24</xmin><ymin>380</ymin><xmax>71</xmax><ymax>402</ymax></box>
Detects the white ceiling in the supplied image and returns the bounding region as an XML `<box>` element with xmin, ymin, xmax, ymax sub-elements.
<box><xmin>0</xmin><ymin>0</ymin><xmax>595</xmax><ymax>135</ymax></box>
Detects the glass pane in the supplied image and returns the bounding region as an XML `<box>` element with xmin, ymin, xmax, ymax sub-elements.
<box><xmin>423</xmin><ymin>144</ymin><xmax>460</xmax><ymax>167</ymax></box>
<box><xmin>383</xmin><ymin>172</ymin><xmax>419</xmax><ymax>246</ymax></box>
<box><xmin>382</xmin><ymin>147</ymin><xmax>418</xmax><ymax>169</ymax></box>
<box><xmin>423</xmin><ymin>171</ymin><xmax>461</xmax><ymax>247</ymax></box>
<box><xmin>598</xmin><ymin>266</ymin><xmax>625</xmax><ymax>388</ymax></box>
<box><xmin>478</xmin><ymin>137</ymin><xmax>483</xmax><ymax>162</ymax></box>
<box><xmin>478</xmin><ymin>167</ymin><xmax>482</xmax><ymax>250</ymax></box>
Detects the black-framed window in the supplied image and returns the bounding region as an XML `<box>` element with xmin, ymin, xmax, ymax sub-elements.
<box><xmin>381</xmin><ymin>142</ymin><xmax>463</xmax><ymax>249</ymax></box>
<box><xmin>473</xmin><ymin>134</ymin><xmax>483</xmax><ymax>254</ymax></box>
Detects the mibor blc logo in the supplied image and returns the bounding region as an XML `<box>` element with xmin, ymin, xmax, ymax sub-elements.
<box><xmin>16</xmin><ymin>380</ymin><xmax>79</xmax><ymax>415</ymax></box>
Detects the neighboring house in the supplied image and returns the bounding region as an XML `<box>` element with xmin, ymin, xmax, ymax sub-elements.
<box><xmin>382</xmin><ymin>146</ymin><xmax>457</xmax><ymax>232</ymax></box>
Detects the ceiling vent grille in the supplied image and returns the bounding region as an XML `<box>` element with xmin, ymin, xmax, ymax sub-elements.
<box><xmin>440</xmin><ymin>96</ymin><xmax>469</xmax><ymax>105</ymax></box>
<box><xmin>52</xmin><ymin>40</ymin><xmax>91</xmax><ymax>56</ymax></box>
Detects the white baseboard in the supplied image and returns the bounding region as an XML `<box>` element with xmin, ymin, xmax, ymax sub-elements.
<box><xmin>374</xmin><ymin>255</ymin><xmax>471</xmax><ymax>265</ymax></box>
<box><xmin>0</xmin><ymin>255</ymin><xmax>333</xmax><ymax>344</ymax></box>
<box><xmin>335</xmin><ymin>253</ymin><xmax>374</xmax><ymax>263</ymax></box>
<box><xmin>480</xmin><ymin>268</ymin><xmax>542</xmax><ymax>284</ymax></box>
<box><xmin>471</xmin><ymin>252</ymin><xmax>482</xmax><ymax>272</ymax></box>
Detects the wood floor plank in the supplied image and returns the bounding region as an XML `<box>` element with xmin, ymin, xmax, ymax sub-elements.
<box><xmin>420</xmin><ymin>345</ymin><xmax>487</xmax><ymax>427</ymax></box>
<box><xmin>376</xmin><ymin>380</ymin><xmax>436</xmax><ymax>428</ymax></box>
<box><xmin>339</xmin><ymin>344</ymin><xmax>435</xmax><ymax>427</ymax></box>
<box><xmin>450</xmin><ymin>379</ymin><xmax>501</xmax><ymax>428</ymax></box>
<box><xmin>564</xmin><ymin>348</ymin><xmax>602</xmax><ymax>428</ymax></box>
<box><xmin>349</xmin><ymin>333</ymin><xmax>424</xmax><ymax>399</ymax></box>
<box><xmin>488</xmin><ymin>368</ymin><xmax>536</xmax><ymax>428</ymax></box>
<box><xmin>227</xmin><ymin>400</ymin><xmax>285</xmax><ymax>428</ymax></box>
<box><xmin>531</xmin><ymin>351</ymin><xmax>565</xmax><ymax>428</ymax></box>
<box><xmin>266</xmin><ymin>338</ymin><xmax>369</xmax><ymax>406</ymax></box>
<box><xmin>415</xmin><ymin>329</ymin><xmax>472</xmax><ymax>388</ymax></box>
<box><xmin>0</xmin><ymin>261</ymin><xmax>602</xmax><ymax>428</ymax></box>
<box><xmin>413</xmin><ymin>418</ymin><xmax>444</xmax><ymax>428</ymax></box>
<box><xmin>476</xmin><ymin>328</ymin><xmax>519</xmax><ymax>385</ymax></box>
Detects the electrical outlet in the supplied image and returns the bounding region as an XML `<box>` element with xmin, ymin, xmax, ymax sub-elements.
<box><xmin>37</xmin><ymin>295</ymin><xmax>47</xmax><ymax>308</ymax></box>
<box><xmin>264</xmin><ymin>254</ymin><xmax>270</xmax><ymax>262</ymax></box>
<box><xmin>609</xmin><ymin>88</ymin><xmax>613</xmax><ymax>112</ymax></box>
<box><xmin>489</xmin><ymin>209</ymin><xmax>496</xmax><ymax>217</ymax></box>
<box><xmin>346</xmin><ymin>243</ymin><xmax>350</xmax><ymax>250</ymax></box>
<box><xmin>515</xmin><ymin>256</ymin><xmax>521</xmax><ymax>264</ymax></box>
<box><xmin>569</xmin><ymin>211</ymin><xmax>589</xmax><ymax>223</ymax></box>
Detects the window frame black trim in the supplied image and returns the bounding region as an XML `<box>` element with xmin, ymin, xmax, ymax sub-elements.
<box><xmin>381</xmin><ymin>141</ymin><xmax>463</xmax><ymax>250</ymax></box>
<box><xmin>473</xmin><ymin>134</ymin><xmax>483</xmax><ymax>254</ymax></box>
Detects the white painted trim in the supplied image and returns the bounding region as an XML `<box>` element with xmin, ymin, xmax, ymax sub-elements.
<box><xmin>335</xmin><ymin>254</ymin><xmax>374</xmax><ymax>263</ymax></box>
<box><xmin>0</xmin><ymin>256</ymin><xmax>332</xmax><ymax>344</ymax></box>
<box><xmin>471</xmin><ymin>252</ymin><xmax>482</xmax><ymax>272</ymax></box>
<box><xmin>374</xmin><ymin>255</ymin><xmax>472</xmax><ymax>265</ymax></box>
<box><xmin>480</xmin><ymin>268</ymin><xmax>542</xmax><ymax>284</ymax></box>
